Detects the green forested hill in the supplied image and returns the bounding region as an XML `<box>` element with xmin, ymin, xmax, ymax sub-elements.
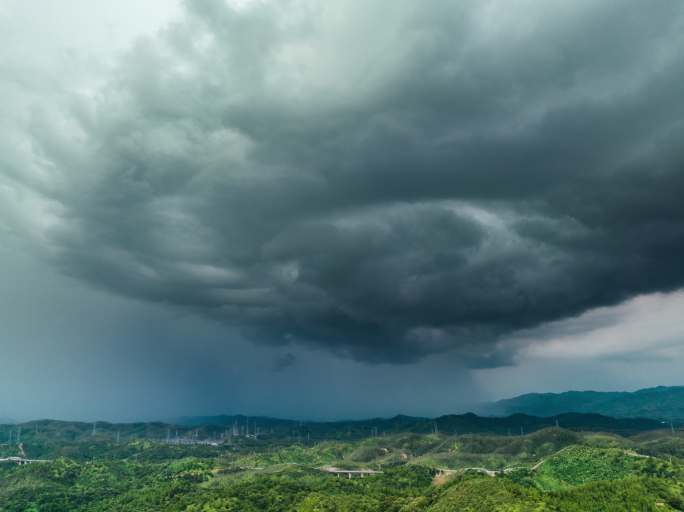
<box><xmin>2</xmin><ymin>422</ymin><xmax>684</xmax><ymax>511</ymax></box>
<box><xmin>487</xmin><ymin>386</ymin><xmax>684</xmax><ymax>421</ymax></box>
<box><xmin>0</xmin><ymin>412</ymin><xmax>665</xmax><ymax>465</ymax></box>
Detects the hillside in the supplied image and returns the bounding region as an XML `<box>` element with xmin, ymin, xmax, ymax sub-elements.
<box><xmin>2</xmin><ymin>424</ymin><xmax>684</xmax><ymax>511</ymax></box>
<box><xmin>486</xmin><ymin>386</ymin><xmax>684</xmax><ymax>421</ymax></box>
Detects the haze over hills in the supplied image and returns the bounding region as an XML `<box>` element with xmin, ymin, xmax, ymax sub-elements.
<box><xmin>484</xmin><ymin>386</ymin><xmax>684</xmax><ymax>421</ymax></box>
<box><xmin>0</xmin><ymin>411</ymin><xmax>669</xmax><ymax>462</ymax></box>
<box><xmin>174</xmin><ymin>412</ymin><xmax>665</xmax><ymax>438</ymax></box>
<box><xmin>5</xmin><ymin>384</ymin><xmax>682</xmax><ymax>431</ymax></box>
<box><xmin>174</xmin><ymin>385</ymin><xmax>684</xmax><ymax>432</ymax></box>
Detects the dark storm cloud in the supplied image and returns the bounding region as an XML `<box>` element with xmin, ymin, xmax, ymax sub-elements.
<box><xmin>272</xmin><ymin>352</ymin><xmax>296</xmax><ymax>372</ymax></box>
<box><xmin>10</xmin><ymin>0</ymin><xmax>684</xmax><ymax>365</ymax></box>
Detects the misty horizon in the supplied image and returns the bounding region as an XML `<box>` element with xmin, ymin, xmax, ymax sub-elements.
<box><xmin>4</xmin><ymin>384</ymin><xmax>683</xmax><ymax>425</ymax></box>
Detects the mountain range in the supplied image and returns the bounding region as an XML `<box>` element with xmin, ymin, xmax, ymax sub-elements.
<box><xmin>176</xmin><ymin>385</ymin><xmax>684</xmax><ymax>431</ymax></box>
<box><xmin>483</xmin><ymin>385</ymin><xmax>684</xmax><ymax>421</ymax></box>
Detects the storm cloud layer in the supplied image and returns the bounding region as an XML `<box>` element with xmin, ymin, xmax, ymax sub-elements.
<box><xmin>3</xmin><ymin>0</ymin><xmax>684</xmax><ymax>366</ymax></box>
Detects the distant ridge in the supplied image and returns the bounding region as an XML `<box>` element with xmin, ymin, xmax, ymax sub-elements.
<box><xmin>175</xmin><ymin>411</ymin><xmax>664</xmax><ymax>436</ymax></box>
<box><xmin>485</xmin><ymin>385</ymin><xmax>684</xmax><ymax>421</ymax></box>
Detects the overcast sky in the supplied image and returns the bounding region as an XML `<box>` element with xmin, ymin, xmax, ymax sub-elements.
<box><xmin>2</xmin><ymin>0</ymin><xmax>684</xmax><ymax>422</ymax></box>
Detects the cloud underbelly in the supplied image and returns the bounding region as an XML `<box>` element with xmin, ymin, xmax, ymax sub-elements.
<box><xmin>5</xmin><ymin>0</ymin><xmax>684</xmax><ymax>366</ymax></box>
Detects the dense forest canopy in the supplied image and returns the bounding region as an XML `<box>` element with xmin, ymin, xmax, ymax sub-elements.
<box><xmin>2</xmin><ymin>415</ymin><xmax>684</xmax><ymax>511</ymax></box>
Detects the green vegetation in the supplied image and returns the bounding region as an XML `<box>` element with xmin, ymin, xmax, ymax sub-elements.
<box><xmin>535</xmin><ymin>446</ymin><xmax>650</xmax><ymax>490</ymax></box>
<box><xmin>1</xmin><ymin>419</ymin><xmax>684</xmax><ymax>511</ymax></box>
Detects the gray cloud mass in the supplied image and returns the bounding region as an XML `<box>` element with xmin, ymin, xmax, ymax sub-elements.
<box><xmin>4</xmin><ymin>0</ymin><xmax>684</xmax><ymax>367</ymax></box>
